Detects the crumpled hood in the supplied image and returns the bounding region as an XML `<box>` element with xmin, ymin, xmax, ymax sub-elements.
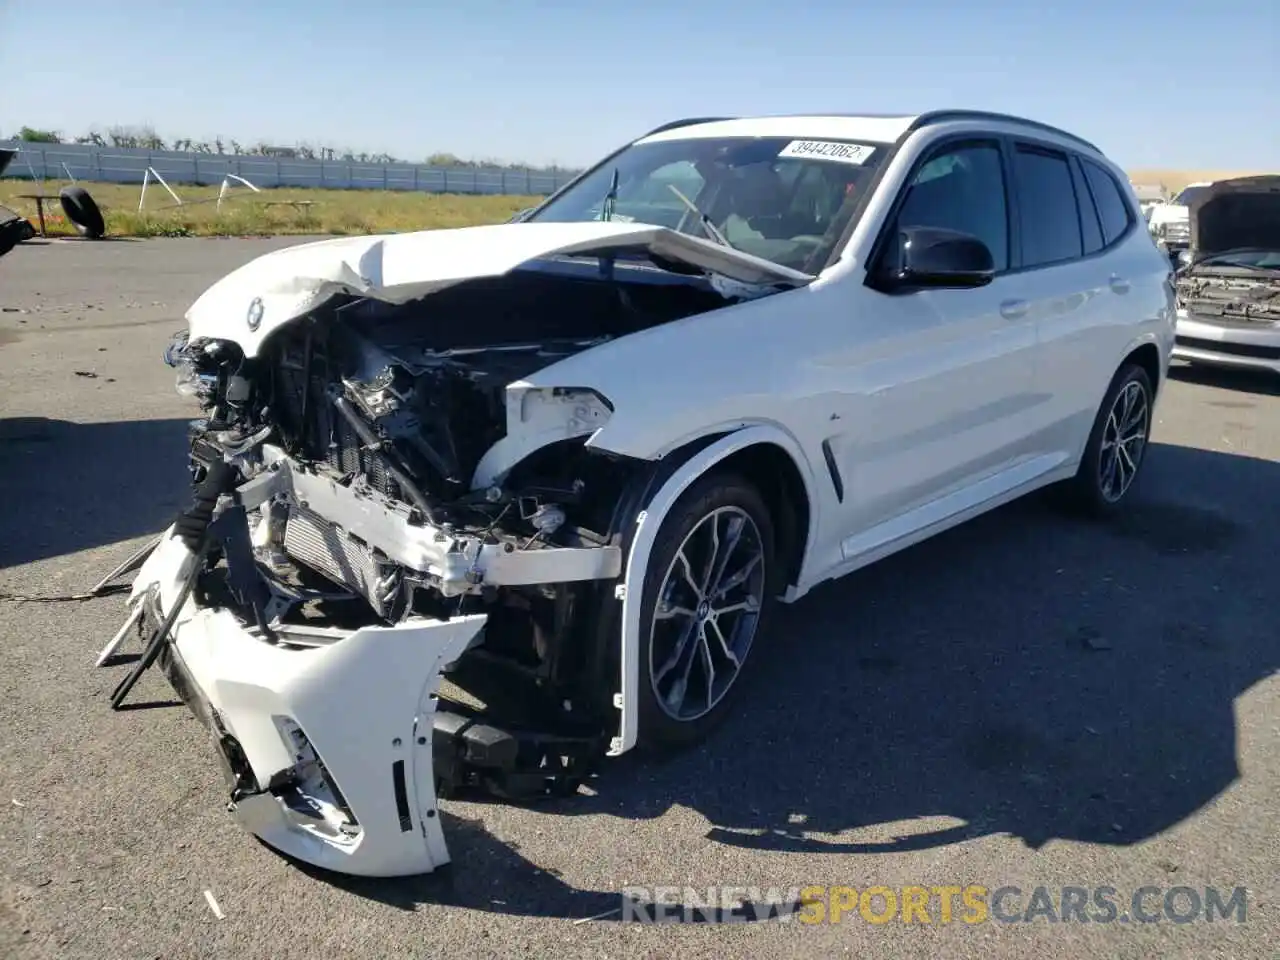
<box><xmin>1189</xmin><ymin>176</ymin><xmax>1280</xmax><ymax>258</ymax></box>
<box><xmin>185</xmin><ymin>220</ymin><xmax>813</xmax><ymax>356</ymax></box>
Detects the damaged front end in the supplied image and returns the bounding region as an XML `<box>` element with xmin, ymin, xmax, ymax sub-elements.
<box><xmin>1172</xmin><ymin>176</ymin><xmax>1280</xmax><ymax>371</ymax></box>
<box><xmin>109</xmin><ymin>236</ymin><xmax>785</xmax><ymax>876</ymax></box>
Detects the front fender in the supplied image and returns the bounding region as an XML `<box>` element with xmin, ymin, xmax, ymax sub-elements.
<box><xmin>608</xmin><ymin>423</ymin><xmax>822</xmax><ymax>756</ymax></box>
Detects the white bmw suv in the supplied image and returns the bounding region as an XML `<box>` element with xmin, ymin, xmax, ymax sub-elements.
<box><xmin>111</xmin><ymin>111</ymin><xmax>1175</xmax><ymax>877</ymax></box>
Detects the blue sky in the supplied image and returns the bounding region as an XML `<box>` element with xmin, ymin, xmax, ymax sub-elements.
<box><xmin>1</xmin><ymin>0</ymin><xmax>1275</xmax><ymax>170</ymax></box>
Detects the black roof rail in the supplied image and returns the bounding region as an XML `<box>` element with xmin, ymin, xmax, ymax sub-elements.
<box><xmin>908</xmin><ymin>110</ymin><xmax>1101</xmax><ymax>153</ymax></box>
<box><xmin>639</xmin><ymin>116</ymin><xmax>736</xmax><ymax>138</ymax></box>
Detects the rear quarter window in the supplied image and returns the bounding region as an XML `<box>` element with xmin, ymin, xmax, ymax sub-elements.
<box><xmin>1081</xmin><ymin>159</ymin><xmax>1135</xmax><ymax>246</ymax></box>
<box><xmin>1070</xmin><ymin>160</ymin><xmax>1105</xmax><ymax>255</ymax></box>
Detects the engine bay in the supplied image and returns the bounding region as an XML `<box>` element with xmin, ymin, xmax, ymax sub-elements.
<box><xmin>159</xmin><ymin>262</ymin><xmax>745</xmax><ymax>792</ymax></box>
<box><xmin>1176</xmin><ymin>267</ymin><xmax>1280</xmax><ymax>326</ymax></box>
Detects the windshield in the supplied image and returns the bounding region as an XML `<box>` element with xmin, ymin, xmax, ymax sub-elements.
<box><xmin>1174</xmin><ymin>185</ymin><xmax>1211</xmax><ymax>206</ymax></box>
<box><xmin>1200</xmin><ymin>249</ymin><xmax>1280</xmax><ymax>270</ymax></box>
<box><xmin>526</xmin><ymin>136</ymin><xmax>889</xmax><ymax>272</ymax></box>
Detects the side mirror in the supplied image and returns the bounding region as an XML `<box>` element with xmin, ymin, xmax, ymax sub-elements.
<box><xmin>878</xmin><ymin>225</ymin><xmax>995</xmax><ymax>291</ymax></box>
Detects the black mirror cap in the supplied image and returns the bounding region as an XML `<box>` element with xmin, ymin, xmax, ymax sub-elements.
<box><xmin>880</xmin><ymin>226</ymin><xmax>996</xmax><ymax>291</ymax></box>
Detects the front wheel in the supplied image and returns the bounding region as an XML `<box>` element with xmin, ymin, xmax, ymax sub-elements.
<box><xmin>636</xmin><ymin>471</ymin><xmax>778</xmax><ymax>750</ymax></box>
<box><xmin>1061</xmin><ymin>363</ymin><xmax>1154</xmax><ymax>516</ymax></box>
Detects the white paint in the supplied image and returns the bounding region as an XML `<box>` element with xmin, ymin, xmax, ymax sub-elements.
<box><xmin>471</xmin><ymin>384</ymin><xmax>615</xmax><ymax>489</ymax></box>
<box><xmin>183</xmin><ymin>221</ymin><xmax>812</xmax><ymax>357</ymax></box>
<box><xmin>634</xmin><ymin>115</ymin><xmax>918</xmax><ymax>146</ymax></box>
<box><xmin>138</xmin><ymin>111</ymin><xmax>1178</xmax><ymax>878</ymax></box>
<box><xmin>129</xmin><ymin>531</ymin><xmax>487</xmax><ymax>877</ymax></box>
<box><xmin>609</xmin><ymin>424</ymin><xmax>821</xmax><ymax>756</ymax></box>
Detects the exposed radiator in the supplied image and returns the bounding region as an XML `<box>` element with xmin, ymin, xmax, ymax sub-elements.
<box><xmin>283</xmin><ymin>505</ymin><xmax>394</xmax><ymax>618</ymax></box>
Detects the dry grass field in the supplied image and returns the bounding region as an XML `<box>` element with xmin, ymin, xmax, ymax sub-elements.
<box><xmin>1126</xmin><ymin>168</ymin><xmax>1271</xmax><ymax>193</ymax></box>
<box><xmin>3</xmin><ymin>166</ymin><xmax>1273</xmax><ymax>239</ymax></box>
<box><xmin>0</xmin><ymin>179</ymin><xmax>540</xmax><ymax>238</ymax></box>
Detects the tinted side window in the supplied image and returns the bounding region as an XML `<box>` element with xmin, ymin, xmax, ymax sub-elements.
<box><xmin>1071</xmin><ymin>161</ymin><xmax>1105</xmax><ymax>255</ymax></box>
<box><xmin>1081</xmin><ymin>159</ymin><xmax>1134</xmax><ymax>245</ymax></box>
<box><xmin>895</xmin><ymin>141</ymin><xmax>1009</xmax><ymax>270</ymax></box>
<box><xmin>1013</xmin><ymin>146</ymin><xmax>1083</xmax><ymax>267</ymax></box>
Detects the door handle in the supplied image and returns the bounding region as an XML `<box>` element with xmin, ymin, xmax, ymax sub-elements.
<box><xmin>1000</xmin><ymin>299</ymin><xmax>1029</xmax><ymax>320</ymax></box>
<box><xmin>1109</xmin><ymin>274</ymin><xmax>1131</xmax><ymax>294</ymax></box>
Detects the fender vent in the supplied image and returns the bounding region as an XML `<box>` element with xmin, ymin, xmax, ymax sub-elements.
<box><xmin>391</xmin><ymin>760</ymin><xmax>413</xmax><ymax>832</ymax></box>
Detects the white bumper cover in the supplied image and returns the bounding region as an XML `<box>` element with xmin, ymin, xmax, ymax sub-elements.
<box><xmin>129</xmin><ymin>532</ymin><xmax>486</xmax><ymax>877</ymax></box>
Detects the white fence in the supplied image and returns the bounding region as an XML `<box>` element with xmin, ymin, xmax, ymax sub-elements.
<box><xmin>0</xmin><ymin>141</ymin><xmax>578</xmax><ymax>196</ymax></box>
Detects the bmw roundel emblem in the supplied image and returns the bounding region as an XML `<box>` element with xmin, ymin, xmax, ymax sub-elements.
<box><xmin>246</xmin><ymin>297</ymin><xmax>265</xmax><ymax>331</ymax></box>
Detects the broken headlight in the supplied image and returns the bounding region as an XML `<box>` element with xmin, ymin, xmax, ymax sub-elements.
<box><xmin>164</xmin><ymin>329</ymin><xmax>219</xmax><ymax>403</ymax></box>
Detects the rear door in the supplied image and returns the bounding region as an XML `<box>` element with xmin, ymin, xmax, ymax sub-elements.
<box><xmin>1005</xmin><ymin>141</ymin><xmax>1138</xmax><ymax>462</ymax></box>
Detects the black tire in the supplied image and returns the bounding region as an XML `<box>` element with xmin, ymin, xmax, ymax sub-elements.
<box><xmin>59</xmin><ymin>186</ymin><xmax>106</xmax><ymax>239</ymax></box>
<box><xmin>636</xmin><ymin>470</ymin><xmax>779</xmax><ymax>751</ymax></box>
<box><xmin>1059</xmin><ymin>363</ymin><xmax>1154</xmax><ymax>517</ymax></box>
<box><xmin>0</xmin><ymin>204</ymin><xmax>34</xmax><ymax>257</ymax></box>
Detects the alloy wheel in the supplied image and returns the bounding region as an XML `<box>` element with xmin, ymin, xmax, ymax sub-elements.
<box><xmin>1098</xmin><ymin>379</ymin><xmax>1150</xmax><ymax>502</ymax></box>
<box><xmin>648</xmin><ymin>506</ymin><xmax>767</xmax><ymax>722</ymax></box>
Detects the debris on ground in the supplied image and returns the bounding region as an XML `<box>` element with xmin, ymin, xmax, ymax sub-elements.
<box><xmin>203</xmin><ymin>890</ymin><xmax>224</xmax><ymax>920</ymax></box>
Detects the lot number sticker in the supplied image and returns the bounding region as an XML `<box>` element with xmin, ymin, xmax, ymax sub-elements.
<box><xmin>778</xmin><ymin>140</ymin><xmax>876</xmax><ymax>166</ymax></box>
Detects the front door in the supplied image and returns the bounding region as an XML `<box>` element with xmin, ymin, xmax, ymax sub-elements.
<box><xmin>822</xmin><ymin>138</ymin><xmax>1044</xmax><ymax>560</ymax></box>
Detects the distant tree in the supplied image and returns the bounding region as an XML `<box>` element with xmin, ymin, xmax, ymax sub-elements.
<box><xmin>21</xmin><ymin>121</ymin><xmax>582</xmax><ymax>175</ymax></box>
<box><xmin>18</xmin><ymin>126</ymin><xmax>61</xmax><ymax>143</ymax></box>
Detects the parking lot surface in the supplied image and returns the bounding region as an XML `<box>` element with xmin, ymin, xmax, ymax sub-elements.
<box><xmin>1</xmin><ymin>237</ymin><xmax>1275</xmax><ymax>959</ymax></box>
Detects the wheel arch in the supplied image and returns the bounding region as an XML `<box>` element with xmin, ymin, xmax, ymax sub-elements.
<box><xmin>1122</xmin><ymin>340</ymin><xmax>1163</xmax><ymax>396</ymax></box>
<box><xmin>606</xmin><ymin>424</ymin><xmax>821</xmax><ymax>757</ymax></box>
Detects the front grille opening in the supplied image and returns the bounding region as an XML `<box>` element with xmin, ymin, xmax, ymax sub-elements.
<box><xmin>268</xmin><ymin>326</ymin><xmax>403</xmax><ymax>502</ymax></box>
<box><xmin>273</xmin><ymin>716</ymin><xmax>361</xmax><ymax>842</ymax></box>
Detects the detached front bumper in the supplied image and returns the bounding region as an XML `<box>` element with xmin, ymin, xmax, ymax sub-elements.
<box><xmin>129</xmin><ymin>532</ymin><xmax>486</xmax><ymax>877</ymax></box>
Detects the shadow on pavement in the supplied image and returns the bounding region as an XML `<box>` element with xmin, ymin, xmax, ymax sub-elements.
<box><xmin>0</xmin><ymin>416</ymin><xmax>190</xmax><ymax>569</ymax></box>
<box><xmin>327</xmin><ymin>441</ymin><xmax>1277</xmax><ymax>918</ymax></box>
<box><xmin>16</xmin><ymin>412</ymin><xmax>1271</xmax><ymax>919</ymax></box>
<box><xmin>1168</xmin><ymin>360</ymin><xmax>1280</xmax><ymax>397</ymax></box>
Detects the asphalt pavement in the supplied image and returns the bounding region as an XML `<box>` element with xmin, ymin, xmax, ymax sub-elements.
<box><xmin>0</xmin><ymin>237</ymin><xmax>1275</xmax><ymax>959</ymax></box>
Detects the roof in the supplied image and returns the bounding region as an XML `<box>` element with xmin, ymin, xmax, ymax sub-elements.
<box><xmin>634</xmin><ymin>111</ymin><xmax>1100</xmax><ymax>154</ymax></box>
<box><xmin>635</xmin><ymin>115</ymin><xmax>920</xmax><ymax>146</ymax></box>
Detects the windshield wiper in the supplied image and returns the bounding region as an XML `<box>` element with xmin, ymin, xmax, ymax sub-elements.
<box><xmin>601</xmin><ymin>168</ymin><xmax>619</xmax><ymax>222</ymax></box>
<box><xmin>666</xmin><ymin>183</ymin><xmax>731</xmax><ymax>247</ymax></box>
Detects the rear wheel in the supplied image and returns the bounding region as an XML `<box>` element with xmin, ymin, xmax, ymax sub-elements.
<box><xmin>1060</xmin><ymin>363</ymin><xmax>1154</xmax><ymax>516</ymax></box>
<box><xmin>636</xmin><ymin>471</ymin><xmax>778</xmax><ymax>750</ymax></box>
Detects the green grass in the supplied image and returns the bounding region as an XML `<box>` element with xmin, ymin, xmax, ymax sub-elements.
<box><xmin>0</xmin><ymin>179</ymin><xmax>543</xmax><ymax>238</ymax></box>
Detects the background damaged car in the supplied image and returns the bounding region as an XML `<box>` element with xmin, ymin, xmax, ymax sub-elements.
<box><xmin>102</xmin><ymin>111</ymin><xmax>1175</xmax><ymax>878</ymax></box>
<box><xmin>1172</xmin><ymin>175</ymin><xmax>1280</xmax><ymax>375</ymax></box>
